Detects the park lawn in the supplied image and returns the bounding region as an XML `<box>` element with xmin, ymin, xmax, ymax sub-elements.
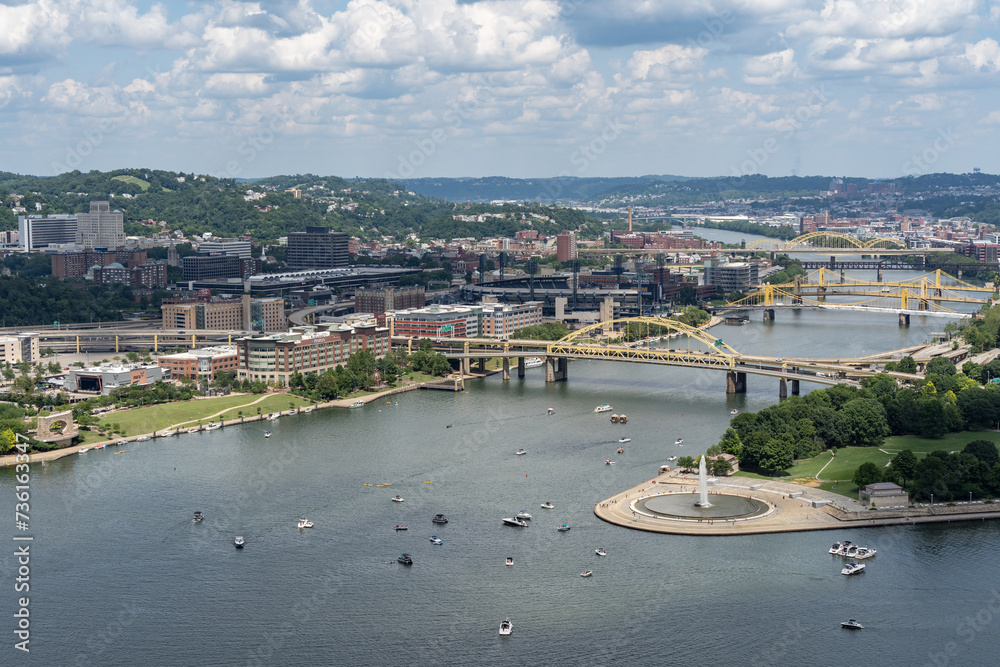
<box><xmin>734</xmin><ymin>430</ymin><xmax>1000</xmax><ymax>499</ymax></box>
<box><xmin>111</xmin><ymin>174</ymin><xmax>150</xmax><ymax>190</ymax></box>
<box><xmin>97</xmin><ymin>394</ymin><xmax>314</xmax><ymax>436</ymax></box>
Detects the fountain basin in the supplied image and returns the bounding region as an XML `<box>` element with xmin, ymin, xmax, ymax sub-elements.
<box><xmin>636</xmin><ymin>493</ymin><xmax>770</xmax><ymax>520</ymax></box>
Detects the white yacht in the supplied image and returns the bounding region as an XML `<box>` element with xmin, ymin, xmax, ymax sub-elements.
<box><xmin>234</xmin><ymin>536</ymin><xmax>245</xmax><ymax>549</ymax></box>
<box><xmin>524</xmin><ymin>357</ymin><xmax>543</xmax><ymax>368</ymax></box>
<box><xmin>674</xmin><ymin>439</ymin><xmax>683</xmax><ymax>445</ymax></box>
<box><xmin>829</xmin><ymin>541</ymin><xmax>850</xmax><ymax>555</ymax></box>
<box><xmin>541</xmin><ymin>502</ymin><xmax>554</xmax><ymax>509</ymax></box>
<box><xmin>502</xmin><ymin>517</ymin><xmax>529</xmax><ymax>527</ymax></box>
<box><xmin>204</xmin><ymin>422</ymin><xmax>221</xmax><ymax>431</ymax></box>
<box><xmin>854</xmin><ymin>547</ymin><xmax>877</xmax><ymax>560</ymax></box>
<box><xmin>595</xmin><ymin>548</ymin><xmax>607</xmax><ymax>556</ymax></box>
<box><xmin>391</xmin><ymin>496</ymin><xmax>404</xmax><ymax>503</ymax></box>
<box><xmin>841</xmin><ymin>619</ymin><xmax>864</xmax><ymax>630</ymax></box>
<box><xmin>135</xmin><ymin>435</ymin><xmax>151</xmax><ymax>442</ymax></box>
<box><xmin>580</xmin><ymin>570</ymin><xmax>593</xmax><ymax>578</ymax></box>
<box><xmin>841</xmin><ymin>561</ymin><xmax>865</xmax><ymax>575</ymax></box>
<box><xmin>78</xmin><ymin>447</ymin><xmax>89</xmax><ymax>454</ymax></box>
<box><xmin>297</xmin><ymin>519</ymin><xmax>314</xmax><ymax>529</ymax></box>
<box><xmin>594</xmin><ymin>403</ymin><xmax>613</xmax><ymax>413</ymax></box>
<box><xmin>349</xmin><ymin>401</ymin><xmax>365</xmax><ymax>409</ymax></box>
<box><xmin>604</xmin><ymin>458</ymin><xmax>616</xmax><ymax>465</ymax></box>
<box><xmin>515</xmin><ymin>511</ymin><xmax>532</xmax><ymax>520</ymax></box>
<box><xmin>619</xmin><ymin>437</ymin><xmax>631</xmax><ymax>443</ymax></box>
<box><xmin>430</xmin><ymin>536</ymin><xmax>443</xmax><ymax>545</ymax></box>
<box><xmin>557</xmin><ymin>523</ymin><xmax>571</xmax><ymax>532</ymax></box>
<box><xmin>264</xmin><ymin>431</ymin><xmax>271</xmax><ymax>438</ymax></box>
<box><xmin>515</xmin><ymin>449</ymin><xmax>527</xmax><ymax>456</ymax></box>
<box><xmin>547</xmin><ymin>408</ymin><xmax>554</xmax><ymax>415</ymax></box>
<box><xmin>667</xmin><ymin>455</ymin><xmax>677</xmax><ymax>461</ymax></box>
<box><xmin>730</xmin><ymin>409</ymin><xmax>739</xmax><ymax>416</ymax></box>
<box><xmin>499</xmin><ymin>619</ymin><xmax>513</xmax><ymax>636</ymax></box>
<box><xmin>505</xmin><ymin>557</ymin><xmax>513</xmax><ymax>566</ymax></box>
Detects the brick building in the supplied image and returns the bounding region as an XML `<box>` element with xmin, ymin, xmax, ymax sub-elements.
<box><xmin>157</xmin><ymin>346</ymin><xmax>239</xmax><ymax>381</ymax></box>
<box><xmin>354</xmin><ymin>286</ymin><xmax>426</xmax><ymax>314</ymax></box>
<box><xmin>161</xmin><ymin>295</ymin><xmax>286</xmax><ymax>333</ymax></box>
<box><xmin>556</xmin><ymin>230</ymin><xmax>577</xmax><ymax>262</ymax></box>
<box><xmin>51</xmin><ymin>249</ymin><xmax>148</xmax><ymax>279</ymax></box>
<box><xmin>382</xmin><ymin>305</ymin><xmax>482</xmax><ymax>338</ymax></box>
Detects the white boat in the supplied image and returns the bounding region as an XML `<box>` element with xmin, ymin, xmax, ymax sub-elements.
<box><xmin>854</xmin><ymin>547</ymin><xmax>877</xmax><ymax>559</ymax></box>
<box><xmin>844</xmin><ymin>544</ymin><xmax>859</xmax><ymax>558</ymax></box>
<box><xmin>595</xmin><ymin>548</ymin><xmax>607</xmax><ymax>557</ymax></box>
<box><xmin>234</xmin><ymin>536</ymin><xmax>245</xmax><ymax>549</ymax></box>
<box><xmin>264</xmin><ymin>431</ymin><xmax>271</xmax><ymax>438</ymax></box>
<box><xmin>349</xmin><ymin>401</ymin><xmax>365</xmax><ymax>409</ymax></box>
<box><xmin>605</xmin><ymin>458</ymin><xmax>616</xmax><ymax>465</ymax></box>
<box><xmin>547</xmin><ymin>407</ymin><xmax>554</xmax><ymax>415</ymax></box>
<box><xmin>502</xmin><ymin>517</ymin><xmax>529</xmax><ymax>527</ymax></box>
<box><xmin>135</xmin><ymin>435</ymin><xmax>151</xmax><ymax>442</ymax></box>
<box><xmin>667</xmin><ymin>455</ymin><xmax>677</xmax><ymax>461</ymax></box>
<box><xmin>204</xmin><ymin>422</ymin><xmax>221</xmax><ymax>431</ymax></box>
<box><xmin>302</xmin><ymin>406</ymin><xmax>314</xmax><ymax>413</ymax></box>
<box><xmin>594</xmin><ymin>403</ymin><xmax>613</xmax><ymax>413</ymax></box>
<box><xmin>829</xmin><ymin>541</ymin><xmax>849</xmax><ymax>555</ymax></box>
<box><xmin>524</xmin><ymin>357</ymin><xmax>543</xmax><ymax>368</ymax></box>
<box><xmin>297</xmin><ymin>519</ymin><xmax>314</xmax><ymax>529</ymax></box>
<box><xmin>730</xmin><ymin>409</ymin><xmax>739</xmax><ymax>416</ymax></box>
<box><xmin>619</xmin><ymin>437</ymin><xmax>631</xmax><ymax>443</ymax></box>
<box><xmin>841</xmin><ymin>619</ymin><xmax>864</xmax><ymax>629</ymax></box>
<box><xmin>516</xmin><ymin>511</ymin><xmax>532</xmax><ymax>520</ymax></box>
<box><xmin>540</xmin><ymin>502</ymin><xmax>554</xmax><ymax>509</ymax></box>
<box><xmin>432</xmin><ymin>514</ymin><xmax>448</xmax><ymax>524</ymax></box>
<box><xmin>188</xmin><ymin>426</ymin><xmax>200</xmax><ymax>433</ymax></box>
<box><xmin>499</xmin><ymin>619</ymin><xmax>513</xmax><ymax>636</ymax></box>
<box><xmin>394</xmin><ymin>525</ymin><xmax>407</xmax><ymax>531</ymax></box>
<box><xmin>515</xmin><ymin>449</ymin><xmax>527</xmax><ymax>456</ymax></box>
<box><xmin>557</xmin><ymin>524</ymin><xmax>571</xmax><ymax>532</ymax></box>
<box><xmin>674</xmin><ymin>439</ymin><xmax>683</xmax><ymax>445</ymax></box>
<box><xmin>269</xmin><ymin>413</ymin><xmax>280</xmax><ymax>421</ymax></box>
<box><xmin>78</xmin><ymin>447</ymin><xmax>89</xmax><ymax>454</ymax></box>
<box><xmin>616</xmin><ymin>447</ymin><xmax>624</xmax><ymax>454</ymax></box>
<box><xmin>159</xmin><ymin>429</ymin><xmax>177</xmax><ymax>437</ymax></box>
<box><xmin>580</xmin><ymin>570</ymin><xmax>593</xmax><ymax>578</ymax></box>
<box><xmin>841</xmin><ymin>561</ymin><xmax>865</xmax><ymax>575</ymax></box>
<box><xmin>193</xmin><ymin>511</ymin><xmax>204</xmax><ymax>523</ymax></box>
<box><xmin>391</xmin><ymin>496</ymin><xmax>404</xmax><ymax>503</ymax></box>
<box><xmin>505</xmin><ymin>557</ymin><xmax>513</xmax><ymax>566</ymax></box>
<box><xmin>430</xmin><ymin>536</ymin><xmax>443</xmax><ymax>545</ymax></box>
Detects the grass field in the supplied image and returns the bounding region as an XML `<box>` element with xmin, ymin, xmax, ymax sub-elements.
<box><xmin>111</xmin><ymin>174</ymin><xmax>150</xmax><ymax>190</ymax></box>
<box><xmin>86</xmin><ymin>394</ymin><xmax>315</xmax><ymax>437</ymax></box>
<box><xmin>735</xmin><ymin>431</ymin><xmax>1000</xmax><ymax>498</ymax></box>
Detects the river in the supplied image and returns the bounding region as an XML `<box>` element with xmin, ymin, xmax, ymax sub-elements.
<box><xmin>3</xmin><ymin>301</ymin><xmax>997</xmax><ymax>666</ymax></box>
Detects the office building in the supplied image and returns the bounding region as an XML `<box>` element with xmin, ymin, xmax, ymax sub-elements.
<box><xmin>480</xmin><ymin>302</ymin><xmax>543</xmax><ymax>337</ymax></box>
<box><xmin>76</xmin><ymin>201</ymin><xmax>125</xmax><ymax>250</ymax></box>
<box><xmin>703</xmin><ymin>260</ymin><xmax>759</xmax><ymax>293</ymax></box>
<box><xmin>161</xmin><ymin>295</ymin><xmax>286</xmax><ymax>333</ymax></box>
<box><xmin>18</xmin><ymin>214</ymin><xmax>78</xmax><ymax>251</ymax></box>
<box><xmin>157</xmin><ymin>346</ymin><xmax>239</xmax><ymax>381</ymax></box>
<box><xmin>354</xmin><ymin>286</ymin><xmax>426</xmax><ymax>314</ymax></box>
<box><xmin>556</xmin><ymin>230</ymin><xmax>577</xmax><ymax>262</ymax></box>
<box><xmin>287</xmin><ymin>226</ymin><xmax>349</xmax><ymax>270</ymax></box>
<box><xmin>197</xmin><ymin>238</ymin><xmax>252</xmax><ymax>258</ymax></box>
<box><xmin>237</xmin><ymin>322</ymin><xmax>390</xmax><ymax>385</ymax></box>
<box><xmin>383</xmin><ymin>305</ymin><xmax>482</xmax><ymax>338</ymax></box>
<box><xmin>0</xmin><ymin>334</ymin><xmax>39</xmax><ymax>364</ymax></box>
<box><xmin>182</xmin><ymin>255</ymin><xmax>261</xmax><ymax>280</ymax></box>
<box><xmin>51</xmin><ymin>249</ymin><xmax>149</xmax><ymax>279</ymax></box>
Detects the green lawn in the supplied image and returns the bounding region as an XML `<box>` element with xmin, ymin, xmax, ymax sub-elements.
<box><xmin>90</xmin><ymin>394</ymin><xmax>315</xmax><ymax>437</ymax></box>
<box><xmin>111</xmin><ymin>174</ymin><xmax>150</xmax><ymax>190</ymax></box>
<box><xmin>735</xmin><ymin>431</ymin><xmax>1000</xmax><ymax>498</ymax></box>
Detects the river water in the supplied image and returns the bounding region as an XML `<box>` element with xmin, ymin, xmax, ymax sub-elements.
<box><xmin>3</xmin><ymin>231</ymin><xmax>995</xmax><ymax>666</ymax></box>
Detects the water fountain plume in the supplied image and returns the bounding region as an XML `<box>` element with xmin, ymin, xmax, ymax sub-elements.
<box><xmin>695</xmin><ymin>455</ymin><xmax>712</xmax><ymax>508</ymax></box>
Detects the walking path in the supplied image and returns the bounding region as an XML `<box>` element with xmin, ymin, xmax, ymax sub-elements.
<box><xmin>594</xmin><ymin>470</ymin><xmax>1000</xmax><ymax>536</ymax></box>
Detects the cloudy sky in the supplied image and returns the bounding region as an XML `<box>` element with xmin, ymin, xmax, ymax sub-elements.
<box><xmin>2</xmin><ymin>0</ymin><xmax>999</xmax><ymax>180</ymax></box>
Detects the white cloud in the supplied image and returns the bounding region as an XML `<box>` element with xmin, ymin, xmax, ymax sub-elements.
<box><xmin>623</xmin><ymin>45</ymin><xmax>708</xmax><ymax>82</ymax></box>
<box><xmin>742</xmin><ymin>49</ymin><xmax>797</xmax><ymax>85</ymax></box>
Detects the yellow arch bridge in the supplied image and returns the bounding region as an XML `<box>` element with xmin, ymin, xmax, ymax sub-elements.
<box><xmin>743</xmin><ymin>231</ymin><xmax>908</xmax><ymax>252</ymax></box>
<box><xmin>422</xmin><ymin>317</ymin><xmax>922</xmax><ymax>397</ymax></box>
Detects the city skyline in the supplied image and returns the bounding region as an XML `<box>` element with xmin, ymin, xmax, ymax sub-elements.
<box><xmin>1</xmin><ymin>1</ymin><xmax>999</xmax><ymax>180</ymax></box>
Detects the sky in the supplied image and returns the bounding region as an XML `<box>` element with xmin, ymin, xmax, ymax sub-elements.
<box><xmin>2</xmin><ymin>0</ymin><xmax>1000</xmax><ymax>181</ymax></box>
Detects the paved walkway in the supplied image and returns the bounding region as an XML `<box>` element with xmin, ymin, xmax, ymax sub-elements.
<box><xmin>594</xmin><ymin>471</ymin><xmax>1000</xmax><ymax>535</ymax></box>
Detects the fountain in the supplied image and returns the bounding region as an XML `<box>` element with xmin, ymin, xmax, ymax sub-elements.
<box><xmin>695</xmin><ymin>455</ymin><xmax>712</xmax><ymax>508</ymax></box>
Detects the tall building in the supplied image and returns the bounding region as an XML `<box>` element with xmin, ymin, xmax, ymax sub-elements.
<box><xmin>354</xmin><ymin>286</ymin><xmax>426</xmax><ymax>314</ymax></box>
<box><xmin>51</xmin><ymin>249</ymin><xmax>148</xmax><ymax>279</ymax></box>
<box><xmin>18</xmin><ymin>214</ymin><xmax>78</xmax><ymax>251</ymax></box>
<box><xmin>0</xmin><ymin>334</ymin><xmax>39</xmax><ymax>364</ymax></box>
<box><xmin>182</xmin><ymin>255</ymin><xmax>261</xmax><ymax>280</ymax></box>
<box><xmin>161</xmin><ymin>296</ymin><xmax>286</xmax><ymax>333</ymax></box>
<box><xmin>157</xmin><ymin>346</ymin><xmax>239</xmax><ymax>381</ymax></box>
<box><xmin>287</xmin><ymin>226</ymin><xmax>349</xmax><ymax>270</ymax></box>
<box><xmin>703</xmin><ymin>260</ymin><xmax>759</xmax><ymax>293</ymax></box>
<box><xmin>383</xmin><ymin>305</ymin><xmax>482</xmax><ymax>338</ymax></box>
<box><xmin>197</xmin><ymin>238</ymin><xmax>252</xmax><ymax>258</ymax></box>
<box><xmin>76</xmin><ymin>201</ymin><xmax>124</xmax><ymax>250</ymax></box>
<box><xmin>556</xmin><ymin>230</ymin><xmax>577</xmax><ymax>262</ymax></box>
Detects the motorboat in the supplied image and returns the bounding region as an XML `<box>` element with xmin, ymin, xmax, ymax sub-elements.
<box><xmin>204</xmin><ymin>422</ymin><xmax>221</xmax><ymax>431</ymax></box>
<box><xmin>844</xmin><ymin>544</ymin><xmax>859</xmax><ymax>558</ymax></box>
<box><xmin>841</xmin><ymin>619</ymin><xmax>864</xmax><ymax>629</ymax></box>
<box><xmin>432</xmin><ymin>514</ymin><xmax>448</xmax><ymax>524</ymax></box>
<box><xmin>135</xmin><ymin>435</ymin><xmax>151</xmax><ymax>442</ymax></box>
<box><xmin>595</xmin><ymin>403</ymin><xmax>613</xmax><ymax>413</ymax></box>
<box><xmin>502</xmin><ymin>517</ymin><xmax>529</xmax><ymax>527</ymax></box>
<box><xmin>541</xmin><ymin>502</ymin><xmax>554</xmax><ymax>509</ymax></box>
<box><xmin>524</xmin><ymin>357</ymin><xmax>543</xmax><ymax>368</ymax></box>
<box><xmin>78</xmin><ymin>447</ymin><xmax>89</xmax><ymax>454</ymax></box>
<box><xmin>618</xmin><ymin>414</ymin><xmax>627</xmax><ymax>424</ymax></box>
<box><xmin>580</xmin><ymin>570</ymin><xmax>593</xmax><ymax>578</ymax></box>
<box><xmin>297</xmin><ymin>519</ymin><xmax>314</xmax><ymax>529</ymax></box>
<box><xmin>188</xmin><ymin>426</ymin><xmax>200</xmax><ymax>433</ymax></box>
<box><xmin>557</xmin><ymin>524</ymin><xmax>570</xmax><ymax>532</ymax></box>
<box><xmin>505</xmin><ymin>557</ymin><xmax>513</xmax><ymax>566</ymax></box>
<box><xmin>830</xmin><ymin>541</ymin><xmax>851</xmax><ymax>555</ymax></box>
<box><xmin>302</xmin><ymin>407</ymin><xmax>314</xmax><ymax>413</ymax></box>
<box><xmin>159</xmin><ymin>429</ymin><xmax>177</xmax><ymax>437</ymax></box>
<box><xmin>595</xmin><ymin>548</ymin><xmax>607</xmax><ymax>557</ymax></box>
<box><xmin>841</xmin><ymin>561</ymin><xmax>865</xmax><ymax>575</ymax></box>
<box><xmin>674</xmin><ymin>439</ymin><xmax>683</xmax><ymax>445</ymax></box>
<box><xmin>667</xmin><ymin>456</ymin><xmax>677</xmax><ymax>461</ymax></box>
<box><xmin>515</xmin><ymin>449</ymin><xmax>527</xmax><ymax>456</ymax></box>
<box><xmin>193</xmin><ymin>511</ymin><xmax>204</xmax><ymax>523</ymax></box>
<box><xmin>430</xmin><ymin>536</ymin><xmax>443</xmax><ymax>545</ymax></box>
<box><xmin>619</xmin><ymin>437</ymin><xmax>631</xmax><ymax>443</ymax></box>
<box><xmin>499</xmin><ymin>619</ymin><xmax>513</xmax><ymax>636</ymax></box>
<box><xmin>391</xmin><ymin>496</ymin><xmax>404</xmax><ymax>503</ymax></box>
<box><xmin>516</xmin><ymin>511</ymin><xmax>532</xmax><ymax>520</ymax></box>
<box><xmin>234</xmin><ymin>536</ymin><xmax>244</xmax><ymax>549</ymax></box>
<box><xmin>349</xmin><ymin>401</ymin><xmax>365</xmax><ymax>409</ymax></box>
<box><xmin>397</xmin><ymin>553</ymin><xmax>413</xmax><ymax>565</ymax></box>
<box><xmin>264</xmin><ymin>431</ymin><xmax>271</xmax><ymax>438</ymax></box>
<box><xmin>605</xmin><ymin>458</ymin><xmax>616</xmax><ymax>465</ymax></box>
<box><xmin>730</xmin><ymin>409</ymin><xmax>739</xmax><ymax>416</ymax></box>
<box><xmin>394</xmin><ymin>525</ymin><xmax>407</xmax><ymax>531</ymax></box>
<box><xmin>269</xmin><ymin>413</ymin><xmax>280</xmax><ymax>421</ymax></box>
<box><xmin>616</xmin><ymin>447</ymin><xmax>624</xmax><ymax>454</ymax></box>
<box><xmin>854</xmin><ymin>547</ymin><xmax>877</xmax><ymax>559</ymax></box>
<box><xmin>547</xmin><ymin>408</ymin><xmax>554</xmax><ymax>415</ymax></box>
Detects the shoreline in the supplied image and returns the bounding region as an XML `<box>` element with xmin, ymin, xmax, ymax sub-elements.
<box><xmin>594</xmin><ymin>470</ymin><xmax>1000</xmax><ymax>536</ymax></box>
<box><xmin>0</xmin><ymin>377</ymin><xmax>460</xmax><ymax>466</ymax></box>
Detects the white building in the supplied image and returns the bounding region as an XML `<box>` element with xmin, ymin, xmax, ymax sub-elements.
<box><xmin>0</xmin><ymin>334</ymin><xmax>39</xmax><ymax>364</ymax></box>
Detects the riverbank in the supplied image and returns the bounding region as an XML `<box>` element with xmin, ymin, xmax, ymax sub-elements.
<box><xmin>595</xmin><ymin>470</ymin><xmax>1000</xmax><ymax>535</ymax></box>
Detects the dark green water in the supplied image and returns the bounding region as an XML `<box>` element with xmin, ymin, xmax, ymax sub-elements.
<box><xmin>4</xmin><ymin>309</ymin><xmax>998</xmax><ymax>666</ymax></box>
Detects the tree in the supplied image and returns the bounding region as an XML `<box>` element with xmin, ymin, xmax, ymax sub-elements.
<box><xmin>709</xmin><ymin>457</ymin><xmax>733</xmax><ymax>476</ymax></box>
<box><xmin>677</xmin><ymin>284</ymin><xmax>697</xmax><ymax>305</ymax></box>
<box><xmin>852</xmin><ymin>461</ymin><xmax>883</xmax><ymax>490</ymax></box>
<box><xmin>677</xmin><ymin>456</ymin><xmax>696</xmax><ymax>472</ymax></box>
<box><xmin>896</xmin><ymin>356</ymin><xmax>918</xmax><ymax>374</ymax></box>
<box><xmin>963</xmin><ymin>439</ymin><xmax>1000</xmax><ymax>465</ymax></box>
<box><xmin>925</xmin><ymin>357</ymin><xmax>957</xmax><ymax>376</ymax></box>
<box><xmin>839</xmin><ymin>398</ymin><xmax>890</xmax><ymax>447</ymax></box>
<box><xmin>719</xmin><ymin>427</ymin><xmax>742</xmax><ymax>457</ymax></box>
<box><xmin>889</xmin><ymin>448</ymin><xmax>918</xmax><ymax>484</ymax></box>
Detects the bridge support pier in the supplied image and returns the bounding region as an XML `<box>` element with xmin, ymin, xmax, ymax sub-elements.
<box><xmin>918</xmin><ymin>299</ymin><xmax>929</xmax><ymax>311</ymax></box>
<box><xmin>545</xmin><ymin>357</ymin><xmax>567</xmax><ymax>382</ymax></box>
<box><xmin>790</xmin><ymin>379</ymin><xmax>800</xmax><ymax>396</ymax></box>
<box><xmin>517</xmin><ymin>357</ymin><xmax>526</xmax><ymax>378</ymax></box>
<box><xmin>899</xmin><ymin>313</ymin><xmax>910</xmax><ymax>326</ymax></box>
<box><xmin>763</xmin><ymin>309</ymin><xmax>775</xmax><ymax>322</ymax></box>
<box><xmin>840</xmin><ymin>270</ymin><xmax>845</xmax><ymax>284</ymax></box>
<box><xmin>502</xmin><ymin>358</ymin><xmax>510</xmax><ymax>380</ymax></box>
<box><xmin>779</xmin><ymin>378</ymin><xmax>787</xmax><ymax>399</ymax></box>
<box><xmin>726</xmin><ymin>371</ymin><xmax>747</xmax><ymax>394</ymax></box>
<box><xmin>877</xmin><ymin>269</ymin><xmax>883</xmax><ymax>282</ymax></box>
<box><xmin>476</xmin><ymin>358</ymin><xmax>487</xmax><ymax>373</ymax></box>
<box><xmin>461</xmin><ymin>358</ymin><xmax>471</xmax><ymax>375</ymax></box>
